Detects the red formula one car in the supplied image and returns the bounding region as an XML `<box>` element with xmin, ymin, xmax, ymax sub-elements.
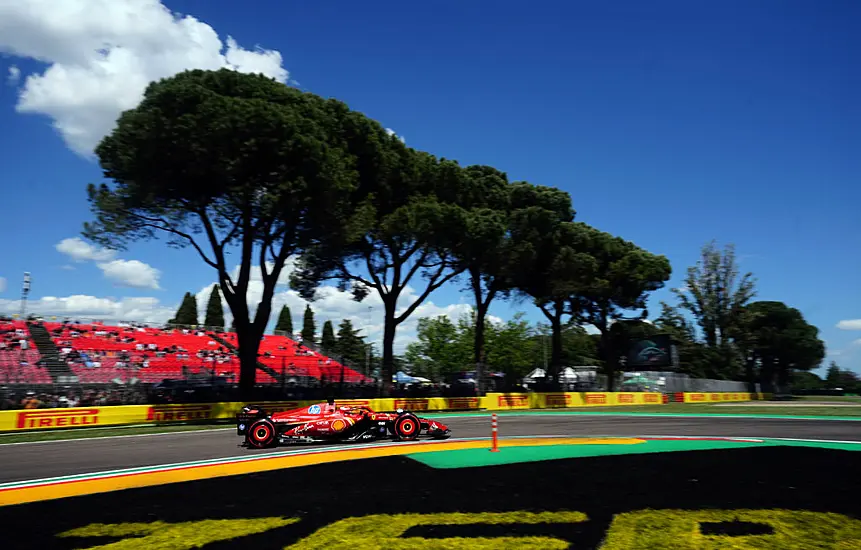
<box><xmin>236</xmin><ymin>399</ymin><xmax>452</xmax><ymax>449</ymax></box>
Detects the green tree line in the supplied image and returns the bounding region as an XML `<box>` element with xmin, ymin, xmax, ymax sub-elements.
<box><xmin>84</xmin><ymin>69</ymin><xmax>827</xmax><ymax>397</ymax></box>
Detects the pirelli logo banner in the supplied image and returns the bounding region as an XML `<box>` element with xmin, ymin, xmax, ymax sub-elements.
<box><xmin>680</xmin><ymin>392</ymin><xmax>769</xmax><ymax>404</ymax></box>
<box><xmin>15</xmin><ymin>408</ymin><xmax>102</xmax><ymax>430</ymax></box>
<box><xmin>0</xmin><ymin>403</ymin><xmax>239</xmax><ymax>432</ymax></box>
<box><xmin>526</xmin><ymin>392</ymin><xmax>666</xmax><ymax>409</ymax></box>
<box><xmin>146</xmin><ymin>405</ymin><xmax>214</xmax><ymax>423</ymax></box>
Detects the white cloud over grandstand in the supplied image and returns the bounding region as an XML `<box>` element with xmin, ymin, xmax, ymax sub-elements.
<box><xmin>97</xmin><ymin>259</ymin><xmax>162</xmax><ymax>290</ymax></box>
<box><xmin>0</xmin><ymin>259</ymin><xmax>499</xmax><ymax>352</ymax></box>
<box><xmin>0</xmin><ymin>295</ymin><xmax>172</xmax><ymax>324</ymax></box>
<box><xmin>55</xmin><ymin>237</ymin><xmax>162</xmax><ymax>290</ymax></box>
<box><xmin>190</xmin><ymin>259</ymin><xmax>501</xmax><ymax>352</ymax></box>
<box><xmin>837</xmin><ymin>319</ymin><xmax>861</xmax><ymax>331</ymax></box>
<box><xmin>0</xmin><ymin>0</ymin><xmax>289</xmax><ymax>156</ymax></box>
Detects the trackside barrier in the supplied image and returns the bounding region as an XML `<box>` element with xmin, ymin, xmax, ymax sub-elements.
<box><xmin>0</xmin><ymin>391</ymin><xmax>773</xmax><ymax>432</ymax></box>
<box><xmin>677</xmin><ymin>392</ymin><xmax>769</xmax><ymax>403</ymax></box>
<box><xmin>523</xmin><ymin>392</ymin><xmax>664</xmax><ymax>409</ymax></box>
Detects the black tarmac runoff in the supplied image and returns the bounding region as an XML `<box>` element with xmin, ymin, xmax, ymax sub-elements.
<box><xmin>2</xmin><ymin>446</ymin><xmax>860</xmax><ymax>550</ymax></box>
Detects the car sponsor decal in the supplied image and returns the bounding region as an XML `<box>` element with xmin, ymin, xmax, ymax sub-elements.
<box><xmin>308</xmin><ymin>405</ymin><xmax>321</xmax><ymax>414</ymax></box>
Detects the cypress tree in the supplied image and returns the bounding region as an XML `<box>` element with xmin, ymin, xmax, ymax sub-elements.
<box><xmin>203</xmin><ymin>285</ymin><xmax>225</xmax><ymax>331</ymax></box>
<box><xmin>321</xmin><ymin>320</ymin><xmax>336</xmax><ymax>352</ymax></box>
<box><xmin>173</xmin><ymin>292</ymin><xmax>198</xmax><ymax>326</ymax></box>
<box><xmin>301</xmin><ymin>304</ymin><xmax>316</xmax><ymax>343</ymax></box>
<box><xmin>275</xmin><ymin>305</ymin><xmax>294</xmax><ymax>334</ymax></box>
<box><xmin>335</xmin><ymin>319</ymin><xmax>367</xmax><ymax>364</ymax></box>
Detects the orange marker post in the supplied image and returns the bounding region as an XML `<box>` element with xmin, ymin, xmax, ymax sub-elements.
<box><xmin>490</xmin><ymin>413</ymin><xmax>499</xmax><ymax>452</ymax></box>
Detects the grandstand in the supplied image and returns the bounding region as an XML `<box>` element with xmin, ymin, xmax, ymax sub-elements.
<box><xmin>0</xmin><ymin>318</ymin><xmax>368</xmax><ymax>388</ymax></box>
<box><xmin>0</xmin><ymin>320</ymin><xmax>51</xmax><ymax>384</ymax></box>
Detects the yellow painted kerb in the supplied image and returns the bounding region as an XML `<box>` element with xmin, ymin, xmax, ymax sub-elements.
<box><xmin>0</xmin><ymin>437</ymin><xmax>643</xmax><ymax>507</ymax></box>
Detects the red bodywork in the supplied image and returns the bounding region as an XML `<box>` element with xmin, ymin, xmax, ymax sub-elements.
<box><xmin>237</xmin><ymin>401</ymin><xmax>451</xmax><ymax>448</ymax></box>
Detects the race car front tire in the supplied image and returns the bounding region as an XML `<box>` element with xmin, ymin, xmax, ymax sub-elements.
<box><xmin>393</xmin><ymin>413</ymin><xmax>421</xmax><ymax>441</ymax></box>
<box><xmin>246</xmin><ymin>419</ymin><xmax>277</xmax><ymax>449</ymax></box>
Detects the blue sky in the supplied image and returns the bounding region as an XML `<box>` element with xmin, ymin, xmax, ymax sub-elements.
<box><xmin>0</xmin><ymin>0</ymin><xmax>858</xmax><ymax>373</ymax></box>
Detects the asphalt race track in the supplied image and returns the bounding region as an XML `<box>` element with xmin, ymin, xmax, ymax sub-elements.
<box><xmin>1</xmin><ymin>413</ymin><xmax>860</xmax><ymax>484</ymax></box>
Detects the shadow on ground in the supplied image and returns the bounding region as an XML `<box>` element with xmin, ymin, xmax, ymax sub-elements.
<box><xmin>1</xmin><ymin>446</ymin><xmax>859</xmax><ymax>549</ymax></box>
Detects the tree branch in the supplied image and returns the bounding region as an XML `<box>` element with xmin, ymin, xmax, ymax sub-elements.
<box><xmin>133</xmin><ymin>219</ymin><xmax>219</xmax><ymax>270</ymax></box>
<box><xmin>363</xmin><ymin>251</ymin><xmax>388</xmax><ymax>295</ymax></box>
<box><xmin>394</xmin><ymin>264</ymin><xmax>463</xmax><ymax>325</ymax></box>
<box><xmin>194</xmin><ymin>211</ymin><xmax>237</xmax><ymax>295</ymax></box>
<box><xmin>338</xmin><ymin>261</ymin><xmax>380</xmax><ymax>292</ymax></box>
<box><xmin>400</xmin><ymin>249</ymin><xmax>430</xmax><ymax>288</ymax></box>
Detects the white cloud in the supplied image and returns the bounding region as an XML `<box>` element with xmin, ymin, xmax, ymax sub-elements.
<box><xmin>6</xmin><ymin>65</ymin><xmax>19</xmax><ymax>85</ymax></box>
<box><xmin>97</xmin><ymin>259</ymin><xmax>161</xmax><ymax>290</ymax></box>
<box><xmin>385</xmin><ymin>127</ymin><xmax>405</xmax><ymax>144</ymax></box>
<box><xmin>0</xmin><ymin>277</ymin><xmax>6</xmax><ymax>293</ymax></box>
<box><xmin>55</xmin><ymin>237</ymin><xmax>160</xmax><ymax>289</ymax></box>
<box><xmin>56</xmin><ymin>237</ymin><xmax>116</xmax><ymax>262</ymax></box>
<box><xmin>3</xmin><ymin>255</ymin><xmax>505</xmax><ymax>352</ymax></box>
<box><xmin>0</xmin><ymin>0</ymin><xmax>289</xmax><ymax>156</ymax></box>
<box><xmin>0</xmin><ymin>295</ymin><xmax>173</xmax><ymax>324</ymax></box>
<box><xmin>837</xmin><ymin>319</ymin><xmax>861</xmax><ymax>331</ymax></box>
<box><xmin>60</xmin><ymin>265</ymin><xmax>75</xmax><ymax>271</ymax></box>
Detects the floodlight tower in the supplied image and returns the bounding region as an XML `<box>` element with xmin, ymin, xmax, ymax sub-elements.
<box><xmin>20</xmin><ymin>272</ymin><xmax>31</xmax><ymax>318</ymax></box>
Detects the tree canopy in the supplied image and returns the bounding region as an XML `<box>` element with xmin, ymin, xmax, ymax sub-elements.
<box><xmin>84</xmin><ymin>69</ymin><xmax>402</xmax><ymax>396</ymax></box>
<box><xmin>665</xmin><ymin>241</ymin><xmax>756</xmax><ymax>379</ymax></box>
<box><xmin>291</xmin><ymin>151</ymin><xmax>478</xmax><ymax>394</ymax></box>
<box><xmin>451</xmin><ymin>172</ymin><xmax>576</xmax><ymax>391</ymax></box>
<box><xmin>740</xmin><ymin>300</ymin><xmax>825</xmax><ymax>393</ymax></box>
<box><xmin>82</xmin><ymin>68</ymin><xmax>827</xmax><ymax>398</ymax></box>
<box><xmin>567</xmin><ymin>224</ymin><xmax>672</xmax><ymax>388</ymax></box>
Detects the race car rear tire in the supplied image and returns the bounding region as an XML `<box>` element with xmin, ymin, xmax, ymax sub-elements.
<box><xmin>393</xmin><ymin>413</ymin><xmax>421</xmax><ymax>441</ymax></box>
<box><xmin>246</xmin><ymin>419</ymin><xmax>277</xmax><ymax>449</ymax></box>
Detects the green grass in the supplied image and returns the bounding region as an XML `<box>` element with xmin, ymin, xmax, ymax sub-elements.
<box><xmin>0</xmin><ymin>423</ymin><xmax>231</xmax><ymax>444</ymax></box>
<box><xmin>540</xmin><ymin>403</ymin><xmax>861</xmax><ymax>416</ymax></box>
<box><xmin>793</xmin><ymin>395</ymin><xmax>861</xmax><ymax>402</ymax></box>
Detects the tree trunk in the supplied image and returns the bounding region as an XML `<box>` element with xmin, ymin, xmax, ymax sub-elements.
<box><xmin>549</xmin><ymin>300</ymin><xmax>564</xmax><ymax>385</ymax></box>
<box><xmin>776</xmin><ymin>366</ymin><xmax>790</xmax><ymax>395</ymax></box>
<box><xmin>222</xmin><ymin>281</ymin><xmax>260</xmax><ymax>400</ymax></box>
<box><xmin>759</xmin><ymin>357</ymin><xmax>775</xmax><ymax>393</ymax></box>
<box><xmin>381</xmin><ymin>299</ymin><xmax>397</xmax><ymax>397</ymax></box>
<box><xmin>745</xmin><ymin>357</ymin><xmax>757</xmax><ymax>394</ymax></box>
<box><xmin>236</xmin><ymin>324</ymin><xmax>260</xmax><ymax>399</ymax></box>
<box><xmin>473</xmin><ymin>300</ymin><xmax>491</xmax><ymax>395</ymax></box>
<box><xmin>597</xmin><ymin>330</ymin><xmax>617</xmax><ymax>391</ymax></box>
